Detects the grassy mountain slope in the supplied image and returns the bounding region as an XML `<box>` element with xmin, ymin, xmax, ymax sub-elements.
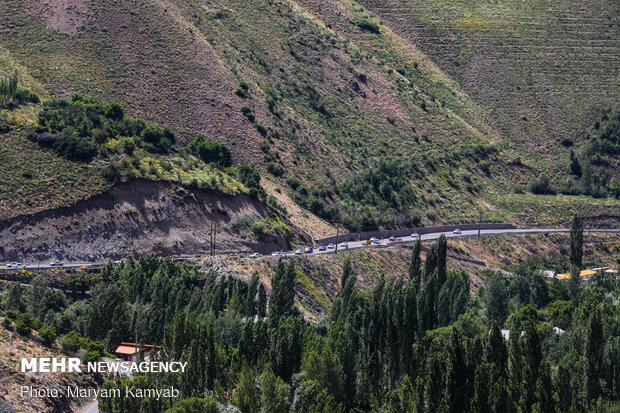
<box><xmin>354</xmin><ymin>0</ymin><xmax>620</xmax><ymax>170</ymax></box>
<box><xmin>0</xmin><ymin>0</ymin><xmax>618</xmax><ymax>233</ymax></box>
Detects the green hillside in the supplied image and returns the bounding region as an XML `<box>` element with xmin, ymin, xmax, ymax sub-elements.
<box><xmin>0</xmin><ymin>0</ymin><xmax>618</xmax><ymax>231</ymax></box>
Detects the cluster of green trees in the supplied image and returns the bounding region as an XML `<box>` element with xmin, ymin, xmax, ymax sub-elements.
<box><xmin>188</xmin><ymin>135</ymin><xmax>232</xmax><ymax>168</ymax></box>
<box><xmin>88</xmin><ymin>237</ymin><xmax>616</xmax><ymax>412</ymax></box>
<box><xmin>289</xmin><ymin>159</ymin><xmax>419</xmax><ymax>230</ymax></box>
<box><xmin>31</xmin><ymin>94</ymin><xmax>175</xmax><ymax>161</ymax></box>
<box><xmin>0</xmin><ymin>72</ymin><xmax>39</xmax><ymax>109</ymax></box>
<box><xmin>535</xmin><ymin>108</ymin><xmax>620</xmax><ymax>198</ymax></box>
<box><xmin>1</xmin><ymin>229</ymin><xmax>618</xmax><ymax>412</ymax></box>
<box><xmin>0</xmin><ymin>275</ymin><xmax>105</xmax><ymax>359</ymax></box>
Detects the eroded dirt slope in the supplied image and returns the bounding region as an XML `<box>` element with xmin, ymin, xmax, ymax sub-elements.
<box><xmin>0</xmin><ymin>180</ymin><xmax>298</xmax><ymax>262</ymax></box>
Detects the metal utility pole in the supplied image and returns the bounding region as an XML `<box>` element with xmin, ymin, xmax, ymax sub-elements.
<box><xmin>213</xmin><ymin>222</ymin><xmax>217</xmax><ymax>257</ymax></box>
<box><xmin>334</xmin><ymin>223</ymin><xmax>340</xmax><ymax>254</ymax></box>
<box><xmin>209</xmin><ymin>221</ymin><xmax>213</xmax><ymax>257</ymax></box>
<box><xmin>209</xmin><ymin>222</ymin><xmax>217</xmax><ymax>257</ymax></box>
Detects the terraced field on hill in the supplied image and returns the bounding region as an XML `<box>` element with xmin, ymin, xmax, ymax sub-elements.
<box><xmin>355</xmin><ymin>0</ymin><xmax>620</xmax><ymax>171</ymax></box>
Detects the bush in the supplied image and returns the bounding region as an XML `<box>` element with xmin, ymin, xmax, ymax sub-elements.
<box><xmin>252</xmin><ymin>221</ymin><xmax>266</xmax><ymax>237</ymax></box>
<box><xmin>53</xmin><ymin>127</ymin><xmax>98</xmax><ymax>162</ymax></box>
<box><xmin>105</xmin><ymin>103</ymin><xmax>124</xmax><ymax>120</ymax></box>
<box><xmin>479</xmin><ymin>160</ymin><xmax>491</xmax><ymax>176</ymax></box>
<box><xmin>102</xmin><ymin>163</ymin><xmax>122</xmax><ymax>182</ymax></box>
<box><xmin>266</xmin><ymin>162</ymin><xmax>284</xmax><ymax>177</ymax></box>
<box><xmin>286</xmin><ymin>177</ymin><xmax>301</xmax><ymax>190</ymax></box>
<box><xmin>120</xmin><ymin>137</ymin><xmax>135</xmax><ymax>155</ymax></box>
<box><xmin>354</xmin><ymin>19</ymin><xmax>380</xmax><ymax>34</ymax></box>
<box><xmin>82</xmin><ymin>350</ymin><xmax>101</xmax><ymax>363</ymax></box>
<box><xmin>188</xmin><ymin>135</ymin><xmax>232</xmax><ymax>168</ymax></box>
<box><xmin>14</xmin><ymin>88</ymin><xmax>40</xmax><ymax>105</ymax></box>
<box><xmin>529</xmin><ymin>175</ymin><xmax>555</xmax><ymax>195</ymax></box>
<box><xmin>14</xmin><ymin>313</ymin><xmax>33</xmax><ymax>337</ymax></box>
<box><xmin>59</xmin><ymin>331</ymin><xmax>82</xmax><ymax>353</ymax></box>
<box><xmin>141</xmin><ymin>124</ymin><xmax>175</xmax><ymax>153</ymax></box>
<box><xmin>39</xmin><ymin>325</ymin><xmax>57</xmax><ymax>346</ymax></box>
<box><xmin>238</xmin><ymin>163</ymin><xmax>261</xmax><ymax>189</ymax></box>
<box><xmin>241</xmin><ymin>106</ymin><xmax>255</xmax><ymax>122</ymax></box>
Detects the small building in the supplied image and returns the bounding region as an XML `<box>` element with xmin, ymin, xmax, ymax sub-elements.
<box><xmin>541</xmin><ymin>270</ymin><xmax>556</xmax><ymax>282</ymax></box>
<box><xmin>556</xmin><ymin>267</ymin><xmax>617</xmax><ymax>281</ymax></box>
<box><xmin>114</xmin><ymin>342</ymin><xmax>160</xmax><ymax>362</ymax></box>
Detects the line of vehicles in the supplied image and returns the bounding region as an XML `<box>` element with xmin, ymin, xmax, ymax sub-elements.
<box><xmin>247</xmin><ymin>230</ymin><xmax>468</xmax><ymax>259</ymax></box>
<box><xmin>3</xmin><ymin>260</ymin><xmax>64</xmax><ymax>268</ymax></box>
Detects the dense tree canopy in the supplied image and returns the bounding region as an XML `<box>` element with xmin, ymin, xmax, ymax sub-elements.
<box><xmin>0</xmin><ymin>236</ymin><xmax>618</xmax><ymax>412</ymax></box>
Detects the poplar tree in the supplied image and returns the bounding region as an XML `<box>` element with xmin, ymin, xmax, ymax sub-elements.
<box><xmin>29</xmin><ymin>275</ymin><xmax>49</xmax><ymax>319</ymax></box>
<box><xmin>568</xmin><ymin>265</ymin><xmax>581</xmax><ymax>304</ymax></box>
<box><xmin>234</xmin><ymin>366</ymin><xmax>259</xmax><ymax>413</ymax></box>
<box><xmin>487</xmin><ymin>322</ymin><xmax>508</xmax><ymax>375</ymax></box>
<box><xmin>570</xmin><ymin>215</ymin><xmax>583</xmax><ymax>268</ymax></box>
<box><xmin>269</xmin><ymin>260</ymin><xmax>297</xmax><ymax>318</ymax></box>
<box><xmin>519</xmin><ymin>323</ymin><xmax>542</xmax><ymax>412</ymax></box>
<box><xmin>534</xmin><ymin>360</ymin><xmax>555</xmax><ymax>413</ymax></box>
<box><xmin>332</xmin><ymin>258</ymin><xmax>357</xmax><ymax>325</ymax></box>
<box><xmin>584</xmin><ymin>307</ymin><xmax>603</xmax><ymax>404</ymax></box>
<box><xmin>408</xmin><ymin>239</ymin><xmax>422</xmax><ymax>287</ymax></box>
<box><xmin>206</xmin><ymin>322</ymin><xmax>216</xmax><ymax>390</ymax></box>
<box><xmin>445</xmin><ymin>329</ymin><xmax>467</xmax><ymax>413</ymax></box>
<box><xmin>6</xmin><ymin>282</ymin><xmax>24</xmax><ymax>312</ymax></box>
<box><xmin>257</xmin><ymin>284</ymin><xmax>267</xmax><ymax>317</ymax></box>
<box><xmin>245</xmin><ymin>274</ymin><xmax>259</xmax><ymax>317</ymax></box>
<box><xmin>554</xmin><ymin>364</ymin><xmax>573</xmax><ymax>413</ymax></box>
<box><xmin>260</xmin><ymin>368</ymin><xmax>290</xmax><ymax>413</ymax></box>
<box><xmin>436</xmin><ymin>234</ymin><xmax>447</xmax><ymax>288</ymax></box>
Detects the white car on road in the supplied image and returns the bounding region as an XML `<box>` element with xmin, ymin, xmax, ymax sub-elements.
<box><xmin>249</xmin><ymin>253</ymin><xmax>261</xmax><ymax>258</ymax></box>
<box><xmin>50</xmin><ymin>260</ymin><xmax>64</xmax><ymax>267</ymax></box>
<box><xmin>411</xmin><ymin>233</ymin><xmax>419</xmax><ymax>238</ymax></box>
<box><xmin>453</xmin><ymin>229</ymin><xmax>462</xmax><ymax>235</ymax></box>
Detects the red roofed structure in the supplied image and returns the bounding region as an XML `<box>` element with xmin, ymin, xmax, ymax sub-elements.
<box><xmin>114</xmin><ymin>342</ymin><xmax>160</xmax><ymax>361</ymax></box>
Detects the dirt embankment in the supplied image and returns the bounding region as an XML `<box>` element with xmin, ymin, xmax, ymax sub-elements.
<box><xmin>0</xmin><ymin>180</ymin><xmax>299</xmax><ymax>262</ymax></box>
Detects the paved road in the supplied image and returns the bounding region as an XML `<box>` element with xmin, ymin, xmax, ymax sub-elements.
<box><xmin>1</xmin><ymin>229</ymin><xmax>618</xmax><ymax>268</ymax></box>
<box><xmin>262</xmin><ymin>228</ymin><xmax>620</xmax><ymax>259</ymax></box>
<box><xmin>0</xmin><ymin>261</ymin><xmax>116</xmax><ymax>272</ymax></box>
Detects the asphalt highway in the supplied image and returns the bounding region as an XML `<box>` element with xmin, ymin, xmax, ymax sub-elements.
<box><xmin>263</xmin><ymin>228</ymin><xmax>620</xmax><ymax>259</ymax></box>
<box><xmin>1</xmin><ymin>229</ymin><xmax>618</xmax><ymax>269</ymax></box>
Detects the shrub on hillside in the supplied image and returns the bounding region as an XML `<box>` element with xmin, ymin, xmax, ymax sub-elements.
<box><xmin>529</xmin><ymin>175</ymin><xmax>555</xmax><ymax>195</ymax></box>
<box><xmin>0</xmin><ymin>72</ymin><xmax>39</xmax><ymax>108</ymax></box>
<box><xmin>53</xmin><ymin>127</ymin><xmax>98</xmax><ymax>162</ymax></box>
<box><xmin>188</xmin><ymin>135</ymin><xmax>232</xmax><ymax>168</ymax></box>
<box><xmin>33</xmin><ymin>94</ymin><xmax>176</xmax><ymax>160</ymax></box>
<box><xmin>14</xmin><ymin>313</ymin><xmax>33</xmax><ymax>337</ymax></box>
<box><xmin>354</xmin><ymin>19</ymin><xmax>380</xmax><ymax>34</ymax></box>
<box><xmin>59</xmin><ymin>331</ymin><xmax>82</xmax><ymax>353</ymax></box>
<box><xmin>39</xmin><ymin>325</ymin><xmax>57</xmax><ymax>346</ymax></box>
